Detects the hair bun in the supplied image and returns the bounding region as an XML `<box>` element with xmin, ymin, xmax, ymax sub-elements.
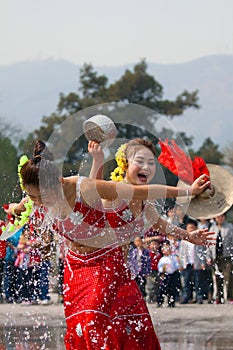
<box><xmin>33</xmin><ymin>140</ymin><xmax>54</xmax><ymax>161</ymax></box>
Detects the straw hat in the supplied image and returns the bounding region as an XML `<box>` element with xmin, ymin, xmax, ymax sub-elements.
<box><xmin>176</xmin><ymin>164</ymin><xmax>233</xmax><ymax>219</ymax></box>
<box><xmin>83</xmin><ymin>114</ymin><xmax>117</xmax><ymax>147</ymax></box>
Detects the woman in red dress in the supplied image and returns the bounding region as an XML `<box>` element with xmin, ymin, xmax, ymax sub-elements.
<box><xmin>7</xmin><ymin>140</ymin><xmax>213</xmax><ymax>350</ymax></box>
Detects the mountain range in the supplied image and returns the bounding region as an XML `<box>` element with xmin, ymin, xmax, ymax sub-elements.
<box><xmin>0</xmin><ymin>54</ymin><xmax>233</xmax><ymax>149</ymax></box>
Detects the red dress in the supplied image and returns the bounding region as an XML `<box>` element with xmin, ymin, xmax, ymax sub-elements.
<box><xmin>0</xmin><ymin>221</ymin><xmax>6</xmax><ymax>259</ymax></box>
<box><xmin>58</xmin><ymin>177</ymin><xmax>161</xmax><ymax>350</ymax></box>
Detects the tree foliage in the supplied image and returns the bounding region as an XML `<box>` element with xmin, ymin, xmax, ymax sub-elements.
<box><xmin>0</xmin><ymin>122</ymin><xmax>20</xmax><ymax>218</ymax></box>
<box><xmin>194</xmin><ymin>137</ymin><xmax>224</xmax><ymax>164</ymax></box>
<box><xmin>79</xmin><ymin>63</ymin><xmax>108</xmax><ymax>100</ymax></box>
<box><xmin>19</xmin><ymin>59</ymin><xmax>223</xmax><ymax>180</ymax></box>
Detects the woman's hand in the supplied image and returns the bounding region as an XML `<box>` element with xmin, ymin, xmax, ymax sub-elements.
<box><xmin>88</xmin><ymin>141</ymin><xmax>104</xmax><ymax>161</ymax></box>
<box><xmin>188</xmin><ymin>228</ymin><xmax>215</xmax><ymax>246</ymax></box>
<box><xmin>190</xmin><ymin>174</ymin><xmax>211</xmax><ymax>196</ymax></box>
<box><xmin>88</xmin><ymin>141</ymin><xmax>104</xmax><ymax>180</ymax></box>
<box><xmin>3</xmin><ymin>203</ymin><xmax>18</xmax><ymax>215</ymax></box>
<box><xmin>3</xmin><ymin>197</ymin><xmax>28</xmax><ymax>216</ymax></box>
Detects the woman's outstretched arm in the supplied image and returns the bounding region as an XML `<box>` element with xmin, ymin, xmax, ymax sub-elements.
<box><xmin>144</xmin><ymin>203</ymin><xmax>215</xmax><ymax>246</ymax></box>
<box><xmin>80</xmin><ymin>174</ymin><xmax>210</xmax><ymax>204</ymax></box>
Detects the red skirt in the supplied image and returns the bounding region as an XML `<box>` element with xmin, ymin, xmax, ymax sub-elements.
<box><xmin>63</xmin><ymin>246</ymin><xmax>161</xmax><ymax>350</ymax></box>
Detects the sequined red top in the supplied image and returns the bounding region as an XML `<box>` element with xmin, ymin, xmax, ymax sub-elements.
<box><xmin>57</xmin><ymin>177</ymin><xmax>145</xmax><ymax>247</ymax></box>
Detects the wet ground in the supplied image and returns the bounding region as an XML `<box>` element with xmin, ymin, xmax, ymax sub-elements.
<box><xmin>0</xmin><ymin>294</ymin><xmax>232</xmax><ymax>349</ymax></box>
<box><xmin>150</xmin><ymin>302</ymin><xmax>233</xmax><ymax>350</ymax></box>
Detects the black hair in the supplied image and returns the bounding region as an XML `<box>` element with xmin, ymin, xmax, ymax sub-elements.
<box><xmin>186</xmin><ymin>218</ymin><xmax>198</xmax><ymax>227</ymax></box>
<box><xmin>20</xmin><ymin>140</ymin><xmax>60</xmax><ymax>190</ymax></box>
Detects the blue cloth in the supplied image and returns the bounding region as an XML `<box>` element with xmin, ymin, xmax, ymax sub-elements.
<box><xmin>4</xmin><ymin>227</ymin><xmax>23</xmax><ymax>301</ymax></box>
<box><xmin>128</xmin><ymin>247</ymin><xmax>151</xmax><ymax>278</ymax></box>
<box><xmin>5</xmin><ymin>227</ymin><xmax>23</xmax><ymax>262</ymax></box>
<box><xmin>158</xmin><ymin>255</ymin><xmax>179</xmax><ymax>275</ymax></box>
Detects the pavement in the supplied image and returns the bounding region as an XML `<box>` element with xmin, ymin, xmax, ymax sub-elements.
<box><xmin>0</xmin><ymin>294</ymin><xmax>233</xmax><ymax>349</ymax></box>
<box><xmin>148</xmin><ymin>301</ymin><xmax>233</xmax><ymax>349</ymax></box>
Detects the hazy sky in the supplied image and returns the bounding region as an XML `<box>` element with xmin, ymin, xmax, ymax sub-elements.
<box><xmin>1</xmin><ymin>0</ymin><xmax>233</xmax><ymax>66</ymax></box>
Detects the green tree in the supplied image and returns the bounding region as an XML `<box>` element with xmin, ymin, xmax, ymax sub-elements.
<box><xmin>104</xmin><ymin>60</ymin><xmax>199</xmax><ymax>135</ymax></box>
<box><xmin>57</xmin><ymin>63</ymin><xmax>108</xmax><ymax>115</ymax></box>
<box><xmin>19</xmin><ymin>59</ymin><xmax>200</xmax><ymax>176</ymax></box>
<box><xmin>57</xmin><ymin>59</ymin><xmax>199</xmax><ymax>128</ymax></box>
<box><xmin>106</xmin><ymin>60</ymin><xmax>163</xmax><ymax>105</ymax></box>
<box><xmin>0</xmin><ymin>130</ymin><xmax>19</xmax><ymax>219</ymax></box>
<box><xmin>106</xmin><ymin>60</ymin><xmax>199</xmax><ymax>116</ymax></box>
<box><xmin>193</xmin><ymin>137</ymin><xmax>224</xmax><ymax>164</ymax></box>
<box><xmin>79</xmin><ymin>63</ymin><xmax>108</xmax><ymax>100</ymax></box>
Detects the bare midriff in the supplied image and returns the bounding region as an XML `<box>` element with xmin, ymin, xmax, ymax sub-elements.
<box><xmin>66</xmin><ymin>241</ymin><xmax>101</xmax><ymax>254</ymax></box>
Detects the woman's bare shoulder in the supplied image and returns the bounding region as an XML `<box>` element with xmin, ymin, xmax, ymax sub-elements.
<box><xmin>62</xmin><ymin>176</ymin><xmax>79</xmax><ymax>203</ymax></box>
<box><xmin>63</xmin><ymin>175</ymin><xmax>79</xmax><ymax>184</ymax></box>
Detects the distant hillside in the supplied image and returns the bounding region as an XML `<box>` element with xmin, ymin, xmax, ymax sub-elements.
<box><xmin>0</xmin><ymin>55</ymin><xmax>233</xmax><ymax>149</ymax></box>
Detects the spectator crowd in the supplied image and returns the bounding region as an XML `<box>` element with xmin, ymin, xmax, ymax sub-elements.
<box><xmin>0</xmin><ymin>211</ymin><xmax>64</xmax><ymax>306</ymax></box>
<box><xmin>127</xmin><ymin>204</ymin><xmax>233</xmax><ymax>307</ymax></box>
<box><xmin>0</xmin><ymin>202</ymin><xmax>232</xmax><ymax>308</ymax></box>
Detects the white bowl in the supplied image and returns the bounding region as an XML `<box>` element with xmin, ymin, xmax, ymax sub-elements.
<box><xmin>83</xmin><ymin>114</ymin><xmax>117</xmax><ymax>146</ymax></box>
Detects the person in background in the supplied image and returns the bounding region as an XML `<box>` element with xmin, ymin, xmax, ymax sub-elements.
<box><xmin>190</xmin><ymin>219</ymin><xmax>207</xmax><ymax>304</ymax></box>
<box><xmin>56</xmin><ymin>237</ymin><xmax>65</xmax><ymax>303</ymax></box>
<box><xmin>167</xmin><ymin>235</ymin><xmax>182</xmax><ymax>302</ymax></box>
<box><xmin>4</xmin><ymin>226</ymin><xmax>23</xmax><ymax>303</ymax></box>
<box><xmin>165</xmin><ymin>205</ymin><xmax>179</xmax><ymax>226</ymax></box>
<box><xmin>207</xmin><ymin>213</ymin><xmax>233</xmax><ymax>304</ymax></box>
<box><xmin>157</xmin><ymin>240</ymin><xmax>180</xmax><ymax>307</ymax></box>
<box><xmin>22</xmin><ymin>208</ymin><xmax>55</xmax><ymax>305</ymax></box>
<box><xmin>179</xmin><ymin>219</ymin><xmax>195</xmax><ymax>304</ymax></box>
<box><xmin>198</xmin><ymin>218</ymin><xmax>214</xmax><ymax>303</ymax></box>
<box><xmin>128</xmin><ymin>236</ymin><xmax>151</xmax><ymax>299</ymax></box>
<box><xmin>146</xmin><ymin>239</ymin><xmax>162</xmax><ymax>303</ymax></box>
<box><xmin>30</xmin><ymin>224</ymin><xmax>55</xmax><ymax>306</ymax></box>
<box><xmin>166</xmin><ymin>205</ymin><xmax>183</xmax><ymax>302</ymax></box>
<box><xmin>15</xmin><ymin>225</ymin><xmax>41</xmax><ymax>305</ymax></box>
<box><xmin>144</xmin><ymin>227</ymin><xmax>165</xmax><ymax>246</ymax></box>
<box><xmin>0</xmin><ymin>221</ymin><xmax>6</xmax><ymax>303</ymax></box>
<box><xmin>174</xmin><ymin>204</ymin><xmax>190</xmax><ymax>229</ymax></box>
<box><xmin>179</xmin><ymin>218</ymin><xmax>207</xmax><ymax>304</ymax></box>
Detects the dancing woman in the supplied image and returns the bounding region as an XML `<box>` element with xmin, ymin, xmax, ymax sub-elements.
<box><xmin>7</xmin><ymin>139</ymin><xmax>213</xmax><ymax>350</ymax></box>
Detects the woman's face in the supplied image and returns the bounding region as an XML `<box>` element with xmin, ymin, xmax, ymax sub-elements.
<box><xmin>24</xmin><ymin>184</ymin><xmax>59</xmax><ymax>207</ymax></box>
<box><xmin>125</xmin><ymin>146</ymin><xmax>156</xmax><ymax>185</ymax></box>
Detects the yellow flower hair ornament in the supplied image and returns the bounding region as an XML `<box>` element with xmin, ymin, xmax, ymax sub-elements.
<box><xmin>110</xmin><ymin>143</ymin><xmax>128</xmax><ymax>182</ymax></box>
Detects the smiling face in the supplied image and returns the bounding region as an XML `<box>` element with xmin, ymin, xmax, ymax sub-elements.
<box><xmin>124</xmin><ymin>146</ymin><xmax>156</xmax><ymax>185</ymax></box>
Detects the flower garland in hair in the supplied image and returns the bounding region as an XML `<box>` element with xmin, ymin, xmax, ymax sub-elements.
<box><xmin>18</xmin><ymin>155</ymin><xmax>29</xmax><ymax>191</ymax></box>
<box><xmin>2</xmin><ymin>155</ymin><xmax>34</xmax><ymax>234</ymax></box>
<box><xmin>16</xmin><ymin>155</ymin><xmax>34</xmax><ymax>226</ymax></box>
<box><xmin>110</xmin><ymin>143</ymin><xmax>128</xmax><ymax>182</ymax></box>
